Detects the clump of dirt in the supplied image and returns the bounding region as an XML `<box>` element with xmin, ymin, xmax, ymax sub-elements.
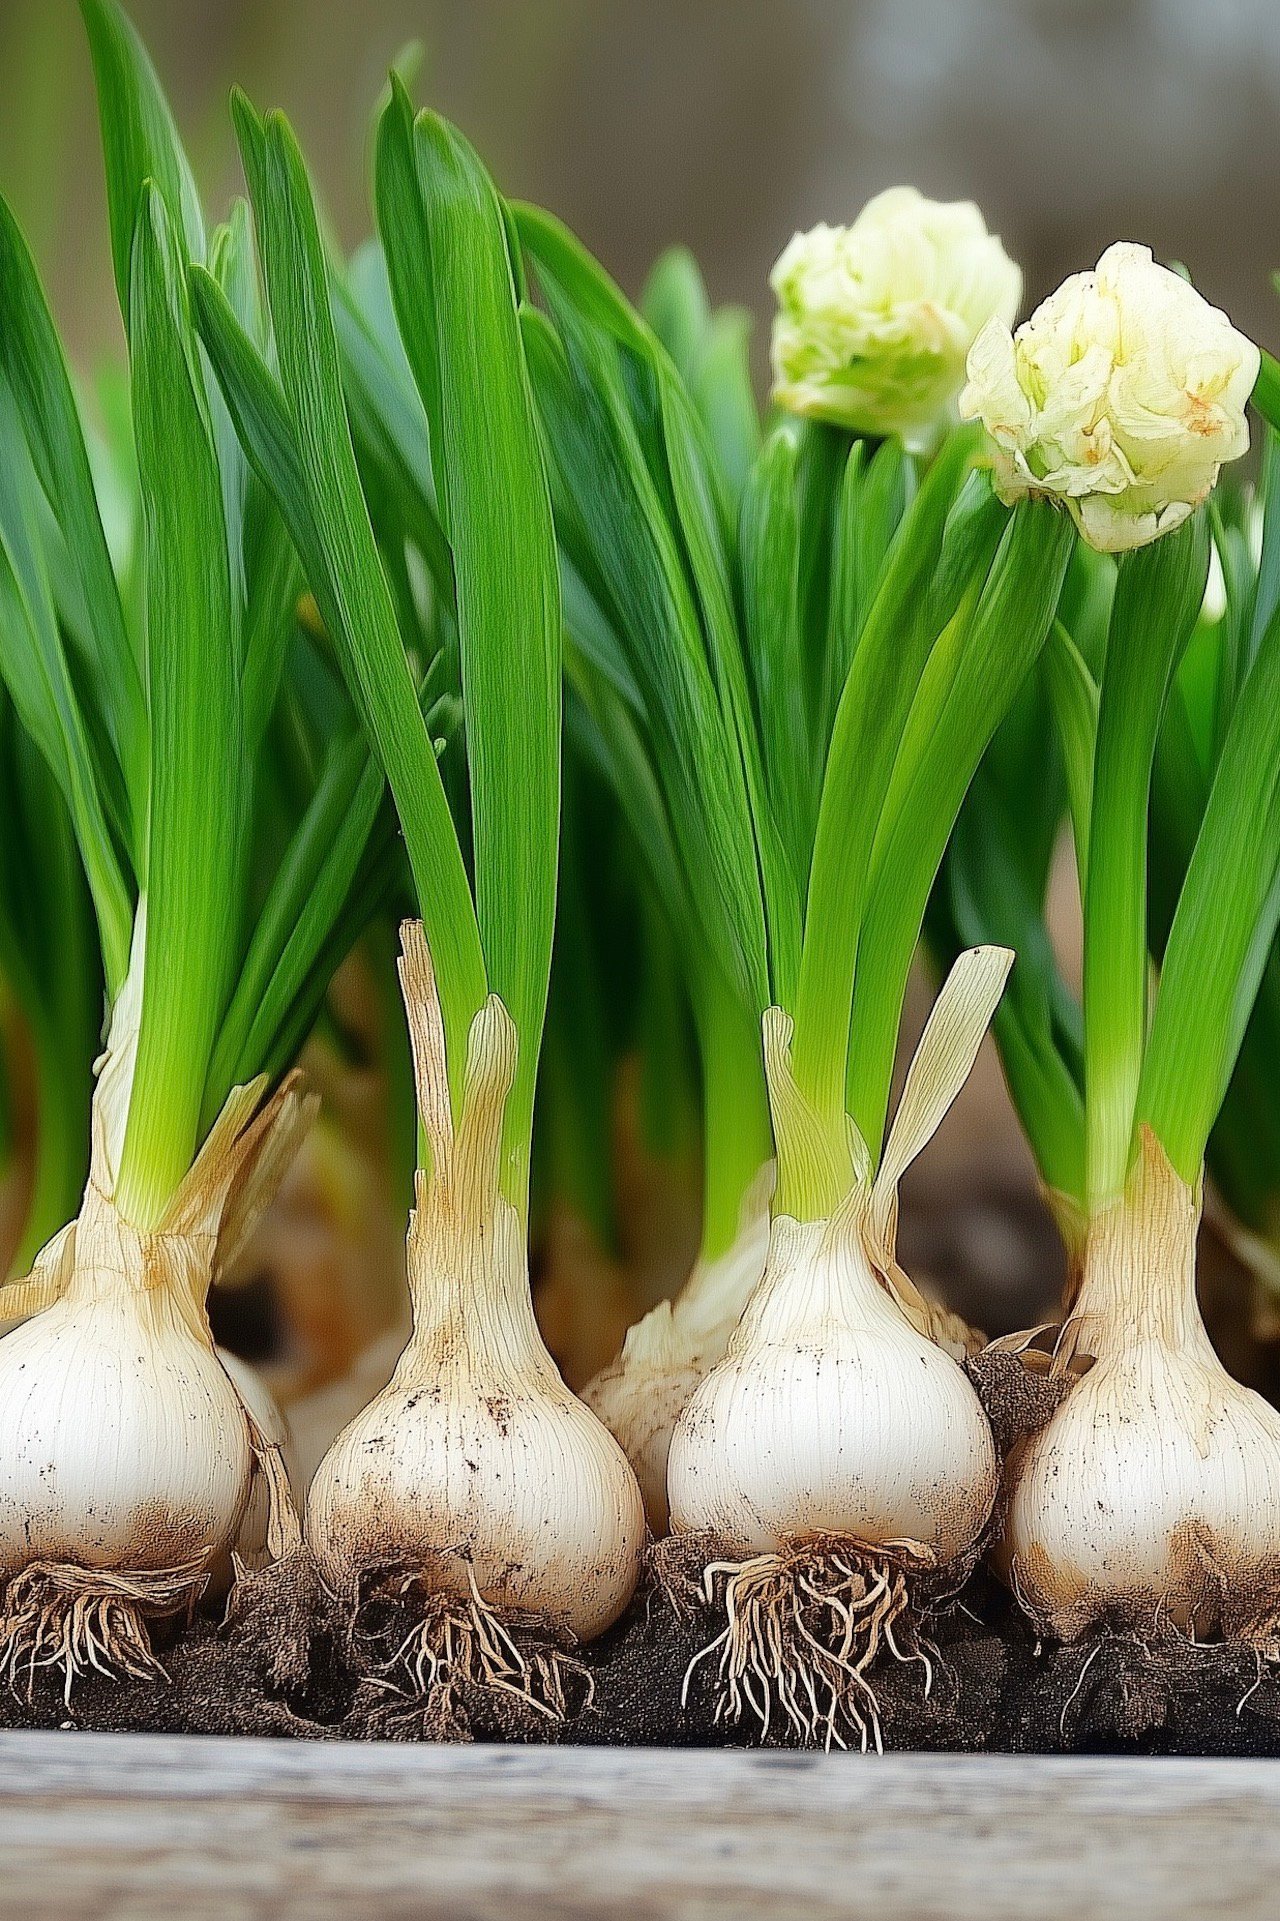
<box><xmin>966</xmin><ymin>1342</ymin><xmax>1071</xmax><ymax>1457</ymax></box>
<box><xmin>0</xmin><ymin>1550</ymin><xmax>343</xmax><ymax>1738</ymax></box>
<box><xmin>995</xmin><ymin>1609</ymin><xmax>1280</xmax><ymax>1757</ymax></box>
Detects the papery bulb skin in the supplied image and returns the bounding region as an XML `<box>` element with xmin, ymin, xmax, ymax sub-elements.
<box><xmin>0</xmin><ymin>1188</ymin><xmax>253</xmax><ymax>1580</ymax></box>
<box><xmin>218</xmin><ymin>1350</ymin><xmax>289</xmax><ymax>1573</ymax></box>
<box><xmin>1003</xmin><ymin>1136</ymin><xmax>1280</xmax><ymax>1642</ymax></box>
<box><xmin>668</xmin><ymin>1211</ymin><xmax>998</xmax><ymax>1562</ymax></box>
<box><xmin>306</xmin><ymin>1192</ymin><xmax>645</xmax><ymax>1642</ymax></box>
<box><xmin>584</xmin><ymin>1165</ymin><xmax>773</xmax><ymax>1533</ymax></box>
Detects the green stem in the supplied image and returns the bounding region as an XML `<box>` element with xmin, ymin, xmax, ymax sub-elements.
<box><xmin>691</xmin><ymin>964</ymin><xmax>771</xmax><ymax>1261</ymax></box>
<box><xmin>846</xmin><ymin>502</ymin><xmax>1074</xmax><ymax>1163</ymax></box>
<box><xmin>1083</xmin><ymin>518</ymin><xmax>1209</xmax><ymax>1211</ymax></box>
<box><xmin>16</xmin><ymin>1010</ymin><xmax>89</xmax><ymax>1271</ymax></box>
<box><xmin>788</xmin><ymin>433</ymin><xmax>985</xmax><ymax>1157</ymax></box>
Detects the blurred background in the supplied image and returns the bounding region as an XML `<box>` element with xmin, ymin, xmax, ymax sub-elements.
<box><xmin>3</xmin><ymin>0</ymin><xmax>1278</xmax><ymax>367</ymax></box>
<box><xmin>1</xmin><ymin>0</ymin><xmax>1274</xmax><ymax>1417</ymax></box>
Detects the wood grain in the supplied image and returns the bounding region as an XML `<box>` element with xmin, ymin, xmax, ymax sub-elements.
<box><xmin>0</xmin><ymin>1730</ymin><xmax>1278</xmax><ymax>1920</ymax></box>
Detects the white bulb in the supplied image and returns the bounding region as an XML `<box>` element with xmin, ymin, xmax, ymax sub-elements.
<box><xmin>584</xmin><ymin>1166</ymin><xmax>772</xmax><ymax>1532</ymax></box>
<box><xmin>306</xmin><ymin>927</ymin><xmax>645</xmax><ymax>1647</ymax></box>
<box><xmin>1004</xmin><ymin>1138</ymin><xmax>1280</xmax><ymax>1640</ymax></box>
<box><xmin>307</xmin><ymin>1192</ymin><xmax>644</xmax><ymax>1641</ymax></box>
<box><xmin>669</xmin><ymin>1213</ymin><xmax>998</xmax><ymax>1561</ymax></box>
<box><xmin>0</xmin><ymin>1205</ymin><xmax>252</xmax><ymax>1581</ymax></box>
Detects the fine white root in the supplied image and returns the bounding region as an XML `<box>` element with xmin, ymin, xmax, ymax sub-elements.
<box><xmin>679</xmin><ymin>1537</ymin><xmax>936</xmax><ymax>1752</ymax></box>
<box><xmin>363</xmin><ymin>1562</ymin><xmax>593</xmax><ymax>1735</ymax></box>
<box><xmin>0</xmin><ymin>1557</ymin><xmax>208</xmax><ymax>1705</ymax></box>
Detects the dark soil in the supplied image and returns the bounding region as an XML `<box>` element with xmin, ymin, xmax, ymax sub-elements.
<box><xmin>7</xmin><ymin>1554</ymin><xmax>1280</xmax><ymax>1755</ymax></box>
<box><xmin>6</xmin><ymin>1346</ymin><xmax>1280</xmax><ymax>1754</ymax></box>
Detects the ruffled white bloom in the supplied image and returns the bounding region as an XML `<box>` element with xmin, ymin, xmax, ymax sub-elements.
<box><xmin>770</xmin><ymin>187</ymin><xmax>1022</xmax><ymax>446</ymax></box>
<box><xmin>960</xmin><ymin>243</ymin><xmax>1259</xmax><ymax>554</ymax></box>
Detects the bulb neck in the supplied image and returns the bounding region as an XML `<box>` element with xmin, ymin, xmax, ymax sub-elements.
<box><xmin>56</xmin><ymin>1183</ymin><xmax>217</xmax><ymax>1352</ymax></box>
<box><xmin>1071</xmin><ymin>1130</ymin><xmax>1209</xmax><ymax>1355</ymax></box>
<box><xmin>402</xmin><ymin>1180</ymin><xmax>554</xmax><ymax>1387</ymax></box>
<box><xmin>732</xmin><ymin>1207</ymin><xmax>899</xmax><ymax>1352</ymax></box>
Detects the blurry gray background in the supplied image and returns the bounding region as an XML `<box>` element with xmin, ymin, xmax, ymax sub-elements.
<box><xmin>2</xmin><ymin>0</ymin><xmax>1277</xmax><ymax>366</ymax></box>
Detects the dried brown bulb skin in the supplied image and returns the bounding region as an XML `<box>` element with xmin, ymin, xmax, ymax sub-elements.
<box><xmin>1003</xmin><ymin>1131</ymin><xmax>1280</xmax><ymax>1645</ymax></box>
<box><xmin>218</xmin><ymin>1350</ymin><xmax>291</xmax><ymax>1578</ymax></box>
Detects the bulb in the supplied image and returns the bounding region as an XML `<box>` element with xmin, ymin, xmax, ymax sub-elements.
<box><xmin>305</xmin><ymin>925</ymin><xmax>645</xmax><ymax>1651</ymax></box>
<box><xmin>0</xmin><ymin>1184</ymin><xmax>252</xmax><ymax>1584</ymax></box>
<box><xmin>668</xmin><ymin>1210</ymin><xmax>997</xmax><ymax>1559</ymax></box>
<box><xmin>584</xmin><ymin>1164</ymin><xmax>773</xmax><ymax>1533</ymax></box>
<box><xmin>306</xmin><ymin>1189</ymin><xmax>644</xmax><ymax>1639</ymax></box>
<box><xmin>1003</xmin><ymin>1132</ymin><xmax>1280</xmax><ymax>1643</ymax></box>
<box><xmin>0</xmin><ymin>1069</ymin><xmax>314</xmax><ymax>1688</ymax></box>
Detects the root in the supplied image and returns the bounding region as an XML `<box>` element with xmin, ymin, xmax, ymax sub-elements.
<box><xmin>673</xmin><ymin>1534</ymin><xmax>937</xmax><ymax>1752</ymax></box>
<box><xmin>351</xmin><ymin>1562</ymin><xmax>592</xmax><ymax>1742</ymax></box>
<box><xmin>0</xmin><ymin>1558</ymin><xmax>207</xmax><ymax>1706</ymax></box>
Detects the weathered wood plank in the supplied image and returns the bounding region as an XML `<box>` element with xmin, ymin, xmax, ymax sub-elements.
<box><xmin>0</xmin><ymin>1731</ymin><xmax>1277</xmax><ymax>1920</ymax></box>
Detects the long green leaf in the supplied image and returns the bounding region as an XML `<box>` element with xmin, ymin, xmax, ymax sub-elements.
<box><xmin>0</xmin><ymin>394</ymin><xmax>133</xmax><ymax>989</ymax></box>
<box><xmin>0</xmin><ymin>194</ymin><xmax>143</xmax><ymax>827</ymax></box>
<box><xmin>1139</xmin><ymin>590</ymin><xmax>1280</xmax><ymax>1179</ymax></box>
<box><xmin>787</xmin><ymin>428</ymin><xmax>982</xmax><ymax>1149</ymax></box>
<box><xmin>847</xmin><ymin>501</ymin><xmax>1075</xmax><ymax>1160</ymax></box>
<box><xmin>377</xmin><ymin>96</ymin><xmax>562</xmax><ymax>1205</ymax></box>
<box><xmin>210</xmin><ymin>95</ymin><xmax>486</xmax><ymax>1101</ymax></box>
<box><xmin>115</xmin><ymin>186</ymin><xmax>242</xmax><ymax>1227</ymax></box>
<box><xmin>81</xmin><ymin>0</ymin><xmax>205</xmax><ymax>318</ymax></box>
<box><xmin>1082</xmin><ymin>514</ymin><xmax>1209</xmax><ymax>1207</ymax></box>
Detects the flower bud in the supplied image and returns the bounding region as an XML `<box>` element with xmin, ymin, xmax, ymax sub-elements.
<box><xmin>960</xmin><ymin>242</ymin><xmax>1259</xmax><ymax>554</ymax></box>
<box><xmin>770</xmin><ymin>187</ymin><xmax>1022</xmax><ymax>446</ymax></box>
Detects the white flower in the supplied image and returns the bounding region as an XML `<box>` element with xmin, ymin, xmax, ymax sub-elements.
<box><xmin>960</xmin><ymin>243</ymin><xmax>1260</xmax><ymax>555</ymax></box>
<box><xmin>769</xmin><ymin>186</ymin><xmax>1022</xmax><ymax>446</ymax></box>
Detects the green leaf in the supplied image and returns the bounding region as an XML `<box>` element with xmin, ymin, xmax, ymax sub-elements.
<box><xmin>80</xmin><ymin>0</ymin><xmax>205</xmax><ymax>319</ymax></box>
<box><xmin>331</xmin><ymin>261</ymin><xmax>454</xmax><ymax>607</ymax></box>
<box><xmin>1082</xmin><ymin>513</ymin><xmax>1209</xmax><ymax>1207</ymax></box>
<box><xmin>1140</xmin><ymin>587</ymin><xmax>1280</xmax><ymax>1180</ymax></box>
<box><xmin>205</xmin><ymin>725</ymin><xmax>384</xmax><ymax>1116</ymax></box>
<box><xmin>642</xmin><ymin>247</ymin><xmax>712</xmax><ymax>383</ymax></box>
<box><xmin>0</xmin><ymin>703</ymin><xmax>101</xmax><ymax>1266</ymax></box>
<box><xmin>847</xmin><ymin>500</ymin><xmax>1075</xmax><ymax>1160</ymax></box>
<box><xmin>377</xmin><ymin>98</ymin><xmax>563</xmax><ymax>1206</ymax></box>
<box><xmin>786</xmin><ymin>426</ymin><xmax>982</xmax><ymax>1153</ymax></box>
<box><xmin>0</xmin><ymin>193</ymin><xmax>143</xmax><ymax>828</ymax></box>
<box><xmin>692</xmin><ymin>307</ymin><xmax>759</xmax><ymax>507</ymax></box>
<box><xmin>518</xmin><ymin>211</ymin><xmax>770</xmax><ymax>1015</ymax></box>
<box><xmin>740</xmin><ymin>428</ymin><xmax>809</xmax><ymax>893</ymax></box>
<box><xmin>209</xmin><ymin>96</ymin><xmax>485</xmax><ymax>1109</ymax></box>
<box><xmin>114</xmin><ymin>186</ymin><xmax>243</xmax><ymax>1228</ymax></box>
<box><xmin>928</xmin><ymin>788</ymin><xmax>1085</xmax><ymax>1207</ymax></box>
<box><xmin>0</xmin><ymin>390</ymin><xmax>133</xmax><ymax>990</ymax></box>
<box><xmin>1042</xmin><ymin>618</ymin><xmax>1099</xmax><ymax>881</ymax></box>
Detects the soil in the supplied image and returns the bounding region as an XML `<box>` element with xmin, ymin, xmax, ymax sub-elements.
<box><xmin>6</xmin><ymin>1347</ymin><xmax>1280</xmax><ymax>1754</ymax></box>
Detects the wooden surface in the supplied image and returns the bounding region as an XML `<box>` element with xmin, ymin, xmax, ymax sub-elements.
<box><xmin>1</xmin><ymin>1731</ymin><xmax>1278</xmax><ymax>1919</ymax></box>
